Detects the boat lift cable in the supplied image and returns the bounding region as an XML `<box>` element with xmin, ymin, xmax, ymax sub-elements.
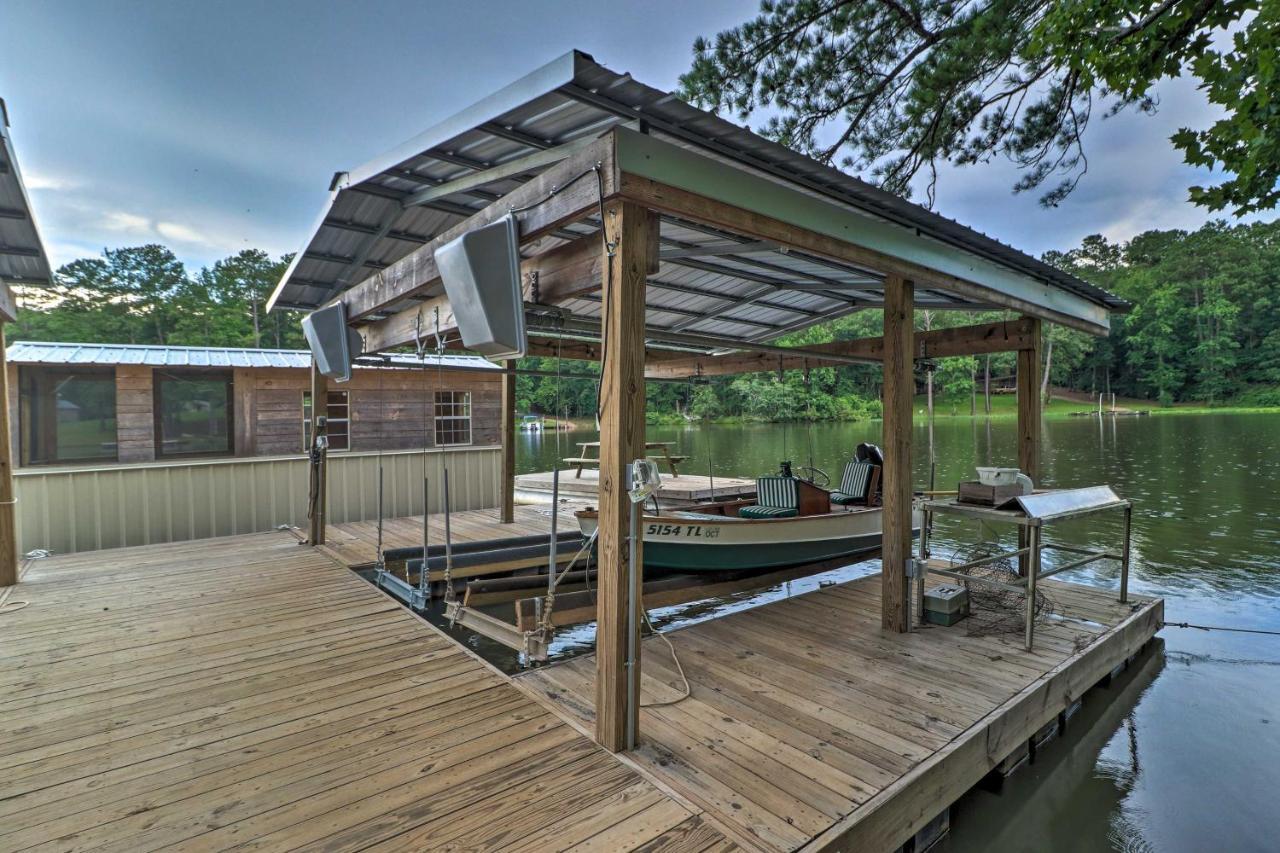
<box><xmin>416</xmin><ymin>310</ymin><xmax>431</xmax><ymax>592</ymax></box>
<box><xmin>1162</xmin><ymin>621</ymin><xmax>1280</xmax><ymax>637</ymax></box>
<box><xmin>373</xmin><ymin>334</ymin><xmax>386</xmax><ymax>575</ymax></box>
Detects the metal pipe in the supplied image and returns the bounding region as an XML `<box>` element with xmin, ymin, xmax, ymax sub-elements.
<box><xmin>376</xmin><ymin>467</ymin><xmax>384</xmax><ymax>568</ymax></box>
<box><xmin>547</xmin><ymin>468</ymin><xmax>560</xmax><ymax>597</ymax></box>
<box><xmin>1025</xmin><ymin>526</ymin><xmax>1040</xmax><ymax>651</ymax></box>
<box><xmin>419</xmin><ymin>477</ymin><xmax>429</xmax><ymax>594</ymax></box>
<box><xmin>1120</xmin><ymin>504</ymin><xmax>1132</xmax><ymax>604</ymax></box>
<box><xmin>443</xmin><ymin>467</ymin><xmax>454</xmax><ymax>596</ymax></box>
<box><xmin>1039</xmin><ymin>542</ymin><xmax>1122</xmax><ymax>558</ymax></box>
<box><xmin>625</xmin><ymin>494</ymin><xmax>640</xmax><ymax>751</ymax></box>
<box><xmin>926</xmin><ymin>566</ymin><xmax>1026</xmax><ymax>595</ymax></box>
<box><xmin>1037</xmin><ymin>550</ymin><xmax>1114</xmax><ymax>580</ymax></box>
<box><xmin>945</xmin><ymin>545</ymin><xmax>1032</xmax><ymax>575</ymax></box>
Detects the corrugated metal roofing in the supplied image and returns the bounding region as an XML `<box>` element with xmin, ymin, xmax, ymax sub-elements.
<box><xmin>0</xmin><ymin>98</ymin><xmax>53</xmax><ymax>286</ymax></box>
<box><xmin>269</xmin><ymin>50</ymin><xmax>1126</xmax><ymax>341</ymax></box>
<box><xmin>6</xmin><ymin>341</ymin><xmax>501</xmax><ymax>370</ymax></box>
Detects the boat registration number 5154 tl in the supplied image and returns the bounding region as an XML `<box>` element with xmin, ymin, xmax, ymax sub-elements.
<box><xmin>646</xmin><ymin>523</ymin><xmax>721</xmax><ymax>539</ymax></box>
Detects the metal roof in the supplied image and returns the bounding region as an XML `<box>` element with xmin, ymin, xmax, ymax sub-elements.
<box><xmin>269</xmin><ymin>50</ymin><xmax>1126</xmax><ymax>337</ymax></box>
<box><xmin>0</xmin><ymin>98</ymin><xmax>53</xmax><ymax>286</ymax></box>
<box><xmin>6</xmin><ymin>340</ymin><xmax>501</xmax><ymax>370</ymax></box>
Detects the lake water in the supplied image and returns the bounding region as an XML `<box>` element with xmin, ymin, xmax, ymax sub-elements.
<box><xmin>491</xmin><ymin>414</ymin><xmax>1280</xmax><ymax>850</ymax></box>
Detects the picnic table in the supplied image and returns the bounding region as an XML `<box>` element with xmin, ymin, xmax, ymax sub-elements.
<box><xmin>563</xmin><ymin>441</ymin><xmax>690</xmax><ymax>478</ymax></box>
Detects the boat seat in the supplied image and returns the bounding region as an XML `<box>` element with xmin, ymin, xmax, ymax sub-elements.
<box><xmin>739</xmin><ymin>476</ymin><xmax>800</xmax><ymax>519</ymax></box>
<box><xmin>831</xmin><ymin>461</ymin><xmax>879</xmax><ymax>506</ymax></box>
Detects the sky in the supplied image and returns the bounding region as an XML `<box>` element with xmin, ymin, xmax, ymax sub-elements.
<box><xmin>0</xmin><ymin>0</ymin><xmax>1263</xmax><ymax>273</ymax></box>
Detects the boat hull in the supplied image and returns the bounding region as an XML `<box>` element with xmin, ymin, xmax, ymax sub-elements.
<box><xmin>576</xmin><ymin>507</ymin><xmax>919</xmax><ymax>571</ymax></box>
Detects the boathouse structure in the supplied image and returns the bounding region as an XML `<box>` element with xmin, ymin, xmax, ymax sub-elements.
<box><xmin>270</xmin><ymin>44</ymin><xmax>1134</xmax><ymax>735</ymax></box>
<box><xmin>0</xmin><ymin>56</ymin><xmax>1161</xmax><ymax>852</ymax></box>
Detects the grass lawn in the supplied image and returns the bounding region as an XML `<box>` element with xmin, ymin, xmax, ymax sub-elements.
<box><xmin>920</xmin><ymin>391</ymin><xmax>1280</xmax><ymax>418</ymax></box>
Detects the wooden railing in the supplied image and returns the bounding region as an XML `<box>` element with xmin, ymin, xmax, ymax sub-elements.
<box><xmin>13</xmin><ymin>446</ymin><xmax>501</xmax><ymax>555</ymax></box>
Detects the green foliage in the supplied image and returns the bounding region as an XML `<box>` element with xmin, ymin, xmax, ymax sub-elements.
<box><xmin>1047</xmin><ymin>219</ymin><xmax>1280</xmax><ymax>404</ymax></box>
<box><xmin>14</xmin><ymin>246</ymin><xmax>300</xmax><ymax>350</ymax></box>
<box><xmin>683</xmin><ymin>0</ymin><xmax>1271</xmax><ymax>211</ymax></box>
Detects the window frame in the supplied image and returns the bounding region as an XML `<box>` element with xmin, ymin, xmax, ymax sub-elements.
<box><xmin>302</xmin><ymin>389</ymin><xmax>351</xmax><ymax>452</ymax></box>
<box><xmin>433</xmin><ymin>390</ymin><xmax>473</xmax><ymax>447</ymax></box>
<box><xmin>152</xmin><ymin>369</ymin><xmax>235</xmax><ymax>459</ymax></box>
<box><xmin>17</xmin><ymin>365</ymin><xmax>119</xmax><ymax>466</ymax></box>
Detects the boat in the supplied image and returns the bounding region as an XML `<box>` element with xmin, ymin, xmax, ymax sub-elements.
<box><xmin>575</xmin><ymin>459</ymin><xmax>919</xmax><ymax>572</ymax></box>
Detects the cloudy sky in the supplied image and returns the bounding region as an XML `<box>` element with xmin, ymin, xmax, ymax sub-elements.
<box><xmin>0</xmin><ymin>0</ymin><xmax>1260</xmax><ymax>273</ymax></box>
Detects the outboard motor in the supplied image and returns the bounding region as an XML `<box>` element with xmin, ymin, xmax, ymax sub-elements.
<box><xmin>855</xmin><ymin>442</ymin><xmax>885</xmax><ymax>467</ymax></box>
<box><xmin>778</xmin><ymin>460</ymin><xmax>794</xmax><ymax>478</ymax></box>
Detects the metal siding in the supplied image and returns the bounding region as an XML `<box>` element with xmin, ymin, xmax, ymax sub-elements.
<box><xmin>12</xmin><ymin>446</ymin><xmax>500</xmax><ymax>554</ymax></box>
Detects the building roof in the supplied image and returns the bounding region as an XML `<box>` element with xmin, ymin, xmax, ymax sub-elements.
<box><xmin>268</xmin><ymin>49</ymin><xmax>1126</xmax><ymax>340</ymax></box>
<box><xmin>6</xmin><ymin>340</ymin><xmax>501</xmax><ymax>370</ymax></box>
<box><xmin>0</xmin><ymin>97</ymin><xmax>52</xmax><ymax>287</ymax></box>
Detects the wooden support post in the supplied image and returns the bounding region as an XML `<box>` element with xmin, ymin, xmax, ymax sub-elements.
<box><xmin>881</xmin><ymin>275</ymin><xmax>913</xmax><ymax>632</ymax></box>
<box><xmin>0</xmin><ymin>326</ymin><xmax>15</xmax><ymax>587</ymax></box>
<box><xmin>1016</xmin><ymin>318</ymin><xmax>1043</xmax><ymax>577</ymax></box>
<box><xmin>500</xmin><ymin>361</ymin><xmax>516</xmax><ymax>523</ymax></box>
<box><xmin>307</xmin><ymin>360</ymin><xmax>328</xmax><ymax>546</ymax></box>
<box><xmin>1017</xmin><ymin>317</ymin><xmax>1043</xmax><ymax>483</ymax></box>
<box><xmin>595</xmin><ymin>200</ymin><xmax>655</xmax><ymax>752</ymax></box>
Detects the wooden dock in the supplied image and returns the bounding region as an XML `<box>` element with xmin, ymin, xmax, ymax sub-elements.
<box><xmin>520</xmin><ymin>571</ymin><xmax>1162</xmax><ymax>852</ymax></box>
<box><xmin>320</xmin><ymin>503</ymin><xmax>580</xmax><ymax>568</ymax></box>
<box><xmin>0</xmin><ymin>533</ymin><xmax>740</xmax><ymax>851</ymax></box>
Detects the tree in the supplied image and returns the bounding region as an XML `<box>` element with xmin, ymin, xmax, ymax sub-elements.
<box><xmin>683</xmin><ymin>0</ymin><xmax>1271</xmax><ymax>212</ymax></box>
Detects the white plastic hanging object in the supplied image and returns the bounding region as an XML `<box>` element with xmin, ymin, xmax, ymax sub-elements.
<box><xmin>629</xmin><ymin>459</ymin><xmax>661</xmax><ymax>504</ymax></box>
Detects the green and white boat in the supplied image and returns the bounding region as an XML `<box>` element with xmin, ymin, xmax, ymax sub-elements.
<box><xmin>576</xmin><ymin>464</ymin><xmax>919</xmax><ymax>572</ymax></box>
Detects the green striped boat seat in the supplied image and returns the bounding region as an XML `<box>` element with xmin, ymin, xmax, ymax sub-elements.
<box><xmin>831</xmin><ymin>461</ymin><xmax>875</xmax><ymax>505</ymax></box>
<box><xmin>740</xmin><ymin>476</ymin><xmax>800</xmax><ymax>519</ymax></box>
<box><xmin>738</xmin><ymin>504</ymin><xmax>799</xmax><ymax>519</ymax></box>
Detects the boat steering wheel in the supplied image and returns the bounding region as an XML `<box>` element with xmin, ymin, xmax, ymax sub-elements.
<box><xmin>796</xmin><ymin>466</ymin><xmax>830</xmax><ymax>487</ymax></box>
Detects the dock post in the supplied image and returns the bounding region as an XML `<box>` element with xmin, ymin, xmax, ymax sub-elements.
<box><xmin>500</xmin><ymin>360</ymin><xmax>516</xmax><ymax>523</ymax></box>
<box><xmin>307</xmin><ymin>359</ymin><xmax>328</xmax><ymax>546</ymax></box>
<box><xmin>0</xmin><ymin>326</ymin><xmax>16</xmax><ymax>586</ymax></box>
<box><xmin>881</xmin><ymin>275</ymin><xmax>913</xmax><ymax>632</ymax></box>
<box><xmin>1016</xmin><ymin>317</ymin><xmax>1042</xmax><ymax>575</ymax></box>
<box><xmin>595</xmin><ymin>201</ymin><xmax>655</xmax><ymax>751</ymax></box>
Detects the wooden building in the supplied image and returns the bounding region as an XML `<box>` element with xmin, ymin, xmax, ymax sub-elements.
<box><xmin>6</xmin><ymin>342</ymin><xmax>504</xmax><ymax>466</ymax></box>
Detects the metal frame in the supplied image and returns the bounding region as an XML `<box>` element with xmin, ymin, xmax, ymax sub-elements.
<box><xmin>916</xmin><ymin>491</ymin><xmax>1133</xmax><ymax>650</ymax></box>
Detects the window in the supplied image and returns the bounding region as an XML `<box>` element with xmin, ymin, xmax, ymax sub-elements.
<box><xmin>18</xmin><ymin>367</ymin><xmax>117</xmax><ymax>464</ymax></box>
<box><xmin>303</xmin><ymin>390</ymin><xmax>350</xmax><ymax>451</ymax></box>
<box><xmin>434</xmin><ymin>391</ymin><xmax>472</xmax><ymax>446</ymax></box>
<box><xmin>154</xmin><ymin>371</ymin><xmax>233</xmax><ymax>457</ymax></box>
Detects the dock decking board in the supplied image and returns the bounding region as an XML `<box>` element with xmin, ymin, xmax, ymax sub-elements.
<box><xmin>320</xmin><ymin>503</ymin><xmax>579</xmax><ymax>568</ymax></box>
<box><xmin>520</xmin><ymin>572</ymin><xmax>1162</xmax><ymax>852</ymax></box>
<box><xmin>0</xmin><ymin>532</ymin><xmax>739</xmax><ymax>852</ymax></box>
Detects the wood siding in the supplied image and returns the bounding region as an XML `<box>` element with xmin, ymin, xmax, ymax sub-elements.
<box><xmin>116</xmin><ymin>364</ymin><xmax>156</xmax><ymax>462</ymax></box>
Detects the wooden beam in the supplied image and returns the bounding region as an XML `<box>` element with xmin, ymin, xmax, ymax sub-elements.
<box><xmin>617</xmin><ymin>172</ymin><xmax>1111</xmax><ymax>336</ymax></box>
<box><xmin>1017</xmin><ymin>317</ymin><xmax>1043</xmax><ymax>483</ymax></box>
<box><xmin>339</xmin><ymin>135</ymin><xmax>616</xmax><ymax>322</ymax></box>
<box><xmin>881</xmin><ymin>275</ymin><xmax>913</xmax><ymax>632</ymax></box>
<box><xmin>0</xmin><ymin>280</ymin><xmax>16</xmax><ymax>325</ymax></box>
<box><xmin>500</xmin><ymin>360</ymin><xmax>516</xmax><ymax>524</ymax></box>
<box><xmin>307</xmin><ymin>360</ymin><xmax>328</xmax><ymax>546</ymax></box>
<box><xmin>645</xmin><ymin>317</ymin><xmax>1038</xmax><ymax>379</ymax></box>
<box><xmin>358</xmin><ymin>232</ymin><xmax>604</xmax><ymax>354</ymax></box>
<box><xmin>595</xmin><ymin>200</ymin><xmax>654</xmax><ymax>752</ymax></box>
<box><xmin>1016</xmin><ymin>317</ymin><xmax>1043</xmax><ymax>577</ymax></box>
<box><xmin>0</xmin><ymin>326</ymin><xmax>17</xmax><ymax>586</ymax></box>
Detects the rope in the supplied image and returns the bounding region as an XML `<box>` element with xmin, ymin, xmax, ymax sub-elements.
<box><xmin>1163</xmin><ymin>621</ymin><xmax>1280</xmax><ymax>637</ymax></box>
<box><xmin>0</xmin><ymin>550</ymin><xmax>52</xmax><ymax>616</ymax></box>
<box><xmin>640</xmin><ymin>609</ymin><xmax>691</xmax><ymax>707</ymax></box>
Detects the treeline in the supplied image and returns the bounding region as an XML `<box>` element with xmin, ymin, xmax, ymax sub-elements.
<box><xmin>12</xmin><ymin>245</ymin><xmax>303</xmax><ymax>350</ymax></box>
<box><xmin>15</xmin><ymin>218</ymin><xmax>1280</xmax><ymax>419</ymax></box>
<box><xmin>519</xmin><ymin>219</ymin><xmax>1280</xmax><ymax>419</ymax></box>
